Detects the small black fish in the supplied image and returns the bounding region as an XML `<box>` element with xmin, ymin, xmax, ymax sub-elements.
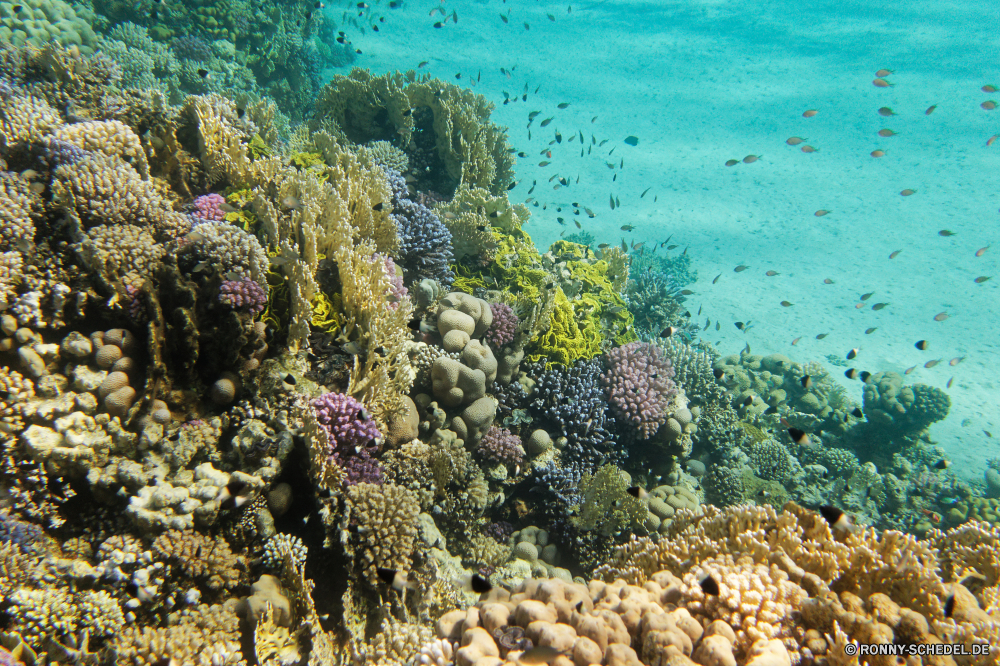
<box><xmin>934</xmin><ymin>459</ymin><xmax>951</xmax><ymax>470</ymax></box>
<box><xmin>625</xmin><ymin>486</ymin><xmax>647</xmax><ymax>499</ymax></box>
<box><xmin>845</xmin><ymin>368</ymin><xmax>859</xmax><ymax>379</ymax></box>
<box><xmin>372</xmin><ymin>202</ymin><xmax>384</xmax><ymax>211</ymax></box>
<box><xmin>197</xmin><ymin>68</ymin><xmax>210</xmax><ymax>78</ymax></box>
<box><xmin>846</xmin><ymin>348</ymin><xmax>859</xmax><ymax>360</ymax></box>
<box><xmin>659</xmin><ymin>326</ymin><xmax>676</xmax><ymax>338</ymax></box>
<box><xmin>470</xmin><ymin>574</ymin><xmax>492</xmax><ymax>594</ymax></box>
<box><xmin>284</xmin><ymin>374</ymin><xmax>297</xmax><ymax>385</ymax></box>
<box><xmin>699</xmin><ymin>573</ymin><xmax>720</xmax><ymax>596</ymax></box>
<box><xmin>944</xmin><ymin>594</ymin><xmax>956</xmax><ymax>618</ymax></box>
<box><xmin>624</xmin><ymin>135</ymin><xmax>639</xmax><ymax>146</ymax></box>
<box><xmin>915</xmin><ymin>340</ymin><xmax>929</xmax><ymax>350</ymax></box>
<box><xmin>852</xmin><ymin>407</ymin><xmax>863</xmax><ymax>418</ymax></box>
<box><xmin>800</xmin><ymin>375</ymin><xmax>812</xmax><ymax>389</ymax></box>
<box><xmin>735</xmin><ymin>322</ymin><xmax>745</xmax><ymax>330</ymax></box>
<box><xmin>713</xmin><ymin>368</ymin><xmax>725</xmax><ymax>380</ymax></box>
<box><xmin>743</xmin><ymin>396</ymin><xmax>754</xmax><ymax>407</ymax></box>
<box><xmin>407</xmin><ymin>317</ymin><xmax>421</xmax><ymax>331</ymax></box>
<box><xmin>860</xmin><ymin>371</ymin><xmax>871</xmax><ymax>382</ymax></box>
<box><xmin>433</xmin><ymin>21</ymin><xmax>444</xmax><ymax>27</ymax></box>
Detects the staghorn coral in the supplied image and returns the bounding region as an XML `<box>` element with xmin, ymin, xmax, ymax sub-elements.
<box><xmin>528</xmin><ymin>358</ymin><xmax>617</xmax><ymax>467</ymax></box>
<box><xmin>602</xmin><ymin>341</ymin><xmax>678</xmax><ymax>439</ymax></box>
<box><xmin>390</xmin><ymin>178</ymin><xmax>455</xmax><ymax>287</ymax></box>
<box><xmin>343</xmin><ymin>482</ymin><xmax>420</xmax><ymax>587</ymax></box>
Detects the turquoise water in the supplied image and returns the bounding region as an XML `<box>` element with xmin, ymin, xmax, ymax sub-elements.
<box><xmin>363</xmin><ymin>0</ymin><xmax>999</xmax><ymax>475</ymax></box>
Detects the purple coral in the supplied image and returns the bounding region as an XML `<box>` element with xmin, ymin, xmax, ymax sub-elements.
<box><xmin>312</xmin><ymin>392</ymin><xmax>383</xmax><ymax>485</ymax></box>
<box><xmin>219</xmin><ymin>278</ymin><xmax>267</xmax><ymax>316</ymax></box>
<box><xmin>478</xmin><ymin>426</ymin><xmax>525</xmax><ymax>468</ymax></box>
<box><xmin>379</xmin><ymin>254</ymin><xmax>408</xmax><ymax>308</ymax></box>
<box><xmin>482</xmin><ymin>520</ymin><xmax>514</xmax><ymax>543</ymax></box>
<box><xmin>384</xmin><ymin>167</ymin><xmax>454</xmax><ymax>288</ymax></box>
<box><xmin>192</xmin><ymin>193</ymin><xmax>227</xmax><ymax>221</ymax></box>
<box><xmin>601</xmin><ymin>341</ymin><xmax>677</xmax><ymax>439</ymax></box>
<box><xmin>484</xmin><ymin>302</ymin><xmax>518</xmax><ymax>349</ymax></box>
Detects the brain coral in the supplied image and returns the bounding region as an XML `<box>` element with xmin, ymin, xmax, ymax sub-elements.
<box><xmin>601</xmin><ymin>341</ymin><xmax>678</xmax><ymax>439</ymax></box>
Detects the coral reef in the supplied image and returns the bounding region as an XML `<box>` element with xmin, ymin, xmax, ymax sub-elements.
<box><xmin>0</xmin><ymin>34</ymin><xmax>984</xmax><ymax>666</ymax></box>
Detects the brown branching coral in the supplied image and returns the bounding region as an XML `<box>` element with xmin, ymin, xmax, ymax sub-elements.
<box><xmin>342</xmin><ymin>482</ymin><xmax>420</xmax><ymax>587</ymax></box>
<box><xmin>590</xmin><ymin>503</ymin><xmax>999</xmax><ymax>663</ymax></box>
<box><xmin>151</xmin><ymin>530</ymin><xmax>244</xmax><ymax>591</ymax></box>
<box><xmin>113</xmin><ymin>599</ymin><xmax>245</xmax><ymax>666</ymax></box>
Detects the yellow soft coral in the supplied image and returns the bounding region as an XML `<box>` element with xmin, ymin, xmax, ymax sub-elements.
<box><xmin>527</xmin><ymin>287</ymin><xmax>601</xmax><ymax>366</ymax></box>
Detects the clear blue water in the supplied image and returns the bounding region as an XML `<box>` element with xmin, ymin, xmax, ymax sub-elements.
<box><xmin>361</xmin><ymin>0</ymin><xmax>1000</xmax><ymax>477</ymax></box>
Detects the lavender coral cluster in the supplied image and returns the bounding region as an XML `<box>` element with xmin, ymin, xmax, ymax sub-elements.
<box><xmin>218</xmin><ymin>278</ymin><xmax>267</xmax><ymax>316</ymax></box>
<box><xmin>192</xmin><ymin>193</ymin><xmax>227</xmax><ymax>221</ymax></box>
<box><xmin>601</xmin><ymin>341</ymin><xmax>677</xmax><ymax>439</ymax></box>
<box><xmin>312</xmin><ymin>392</ymin><xmax>383</xmax><ymax>485</ymax></box>
<box><xmin>484</xmin><ymin>302</ymin><xmax>518</xmax><ymax>349</ymax></box>
<box><xmin>478</xmin><ymin>425</ymin><xmax>524</xmax><ymax>468</ymax></box>
<box><xmin>384</xmin><ymin>168</ymin><xmax>454</xmax><ymax>288</ymax></box>
<box><xmin>379</xmin><ymin>254</ymin><xmax>408</xmax><ymax>307</ymax></box>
